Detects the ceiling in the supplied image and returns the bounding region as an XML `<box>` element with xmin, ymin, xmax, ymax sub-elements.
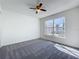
<box><xmin>1</xmin><ymin>0</ymin><xmax>79</xmax><ymax>18</ymax></box>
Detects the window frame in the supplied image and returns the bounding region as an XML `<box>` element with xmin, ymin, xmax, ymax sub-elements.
<box><xmin>44</xmin><ymin>17</ymin><xmax>65</xmax><ymax>38</ymax></box>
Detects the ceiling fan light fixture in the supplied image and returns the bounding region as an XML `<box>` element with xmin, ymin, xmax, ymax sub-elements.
<box><xmin>36</xmin><ymin>9</ymin><xmax>40</xmax><ymax>12</ymax></box>
<box><xmin>29</xmin><ymin>0</ymin><xmax>47</xmax><ymax>14</ymax></box>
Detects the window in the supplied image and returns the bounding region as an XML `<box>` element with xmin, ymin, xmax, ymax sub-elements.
<box><xmin>45</xmin><ymin>20</ymin><xmax>54</xmax><ymax>35</ymax></box>
<box><xmin>44</xmin><ymin>17</ymin><xmax>65</xmax><ymax>38</ymax></box>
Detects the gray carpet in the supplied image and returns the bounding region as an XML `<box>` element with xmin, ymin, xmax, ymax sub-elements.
<box><xmin>0</xmin><ymin>38</ymin><xmax>78</xmax><ymax>59</ymax></box>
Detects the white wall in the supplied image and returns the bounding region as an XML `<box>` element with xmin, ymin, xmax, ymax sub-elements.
<box><xmin>40</xmin><ymin>6</ymin><xmax>79</xmax><ymax>48</ymax></box>
<box><xmin>0</xmin><ymin>4</ymin><xmax>2</xmax><ymax>47</ymax></box>
<box><xmin>0</xmin><ymin>10</ymin><xmax>40</xmax><ymax>46</ymax></box>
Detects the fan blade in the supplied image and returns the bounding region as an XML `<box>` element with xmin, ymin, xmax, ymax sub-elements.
<box><xmin>39</xmin><ymin>3</ymin><xmax>43</xmax><ymax>8</ymax></box>
<box><xmin>30</xmin><ymin>8</ymin><xmax>36</xmax><ymax>9</ymax></box>
<box><xmin>40</xmin><ymin>9</ymin><xmax>46</xmax><ymax>11</ymax></box>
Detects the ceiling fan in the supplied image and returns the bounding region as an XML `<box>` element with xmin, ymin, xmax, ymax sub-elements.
<box><xmin>30</xmin><ymin>2</ymin><xmax>47</xmax><ymax>14</ymax></box>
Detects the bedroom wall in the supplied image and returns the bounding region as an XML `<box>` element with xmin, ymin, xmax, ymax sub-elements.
<box><xmin>0</xmin><ymin>14</ymin><xmax>2</xmax><ymax>47</ymax></box>
<box><xmin>0</xmin><ymin>15</ymin><xmax>1</xmax><ymax>47</ymax></box>
<box><xmin>0</xmin><ymin>10</ymin><xmax>40</xmax><ymax>46</ymax></box>
<box><xmin>40</xmin><ymin>6</ymin><xmax>79</xmax><ymax>48</ymax></box>
<box><xmin>0</xmin><ymin>3</ymin><xmax>2</xmax><ymax>47</ymax></box>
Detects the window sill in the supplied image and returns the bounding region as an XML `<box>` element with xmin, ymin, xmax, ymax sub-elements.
<box><xmin>54</xmin><ymin>34</ymin><xmax>65</xmax><ymax>39</ymax></box>
<box><xmin>44</xmin><ymin>34</ymin><xmax>65</xmax><ymax>39</ymax></box>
